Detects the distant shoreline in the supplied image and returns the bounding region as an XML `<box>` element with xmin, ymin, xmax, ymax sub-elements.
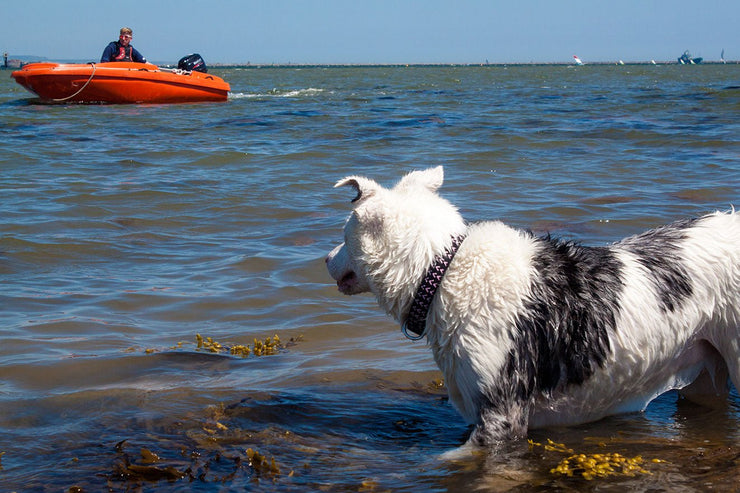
<box><xmin>3</xmin><ymin>58</ymin><xmax>737</xmax><ymax>69</ymax></box>
<box><xmin>206</xmin><ymin>61</ymin><xmax>738</xmax><ymax>69</ymax></box>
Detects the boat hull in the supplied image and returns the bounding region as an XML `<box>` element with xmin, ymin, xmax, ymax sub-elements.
<box><xmin>11</xmin><ymin>62</ymin><xmax>230</xmax><ymax>104</ymax></box>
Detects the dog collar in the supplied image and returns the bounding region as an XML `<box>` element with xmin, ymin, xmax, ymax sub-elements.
<box><xmin>402</xmin><ymin>234</ymin><xmax>466</xmax><ymax>340</ymax></box>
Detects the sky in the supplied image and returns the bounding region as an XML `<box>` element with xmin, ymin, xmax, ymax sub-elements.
<box><xmin>2</xmin><ymin>0</ymin><xmax>737</xmax><ymax>65</ymax></box>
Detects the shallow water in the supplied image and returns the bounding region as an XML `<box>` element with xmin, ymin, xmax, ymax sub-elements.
<box><xmin>1</xmin><ymin>64</ymin><xmax>739</xmax><ymax>491</ymax></box>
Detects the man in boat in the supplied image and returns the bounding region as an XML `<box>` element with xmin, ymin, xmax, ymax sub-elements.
<box><xmin>101</xmin><ymin>27</ymin><xmax>147</xmax><ymax>63</ymax></box>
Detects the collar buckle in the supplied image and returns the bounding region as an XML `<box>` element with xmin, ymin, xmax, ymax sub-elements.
<box><xmin>401</xmin><ymin>321</ymin><xmax>426</xmax><ymax>341</ymax></box>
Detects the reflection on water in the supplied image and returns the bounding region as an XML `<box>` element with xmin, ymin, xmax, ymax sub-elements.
<box><xmin>1</xmin><ymin>64</ymin><xmax>738</xmax><ymax>490</ymax></box>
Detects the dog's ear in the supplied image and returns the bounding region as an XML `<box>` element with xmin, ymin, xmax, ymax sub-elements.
<box><xmin>397</xmin><ymin>166</ymin><xmax>444</xmax><ymax>193</ymax></box>
<box><xmin>335</xmin><ymin>176</ymin><xmax>379</xmax><ymax>204</ymax></box>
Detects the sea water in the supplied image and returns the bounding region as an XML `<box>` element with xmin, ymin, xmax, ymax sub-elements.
<box><xmin>1</xmin><ymin>64</ymin><xmax>738</xmax><ymax>491</ymax></box>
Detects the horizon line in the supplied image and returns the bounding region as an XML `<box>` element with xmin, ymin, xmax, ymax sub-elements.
<box><xmin>4</xmin><ymin>57</ymin><xmax>738</xmax><ymax>68</ymax></box>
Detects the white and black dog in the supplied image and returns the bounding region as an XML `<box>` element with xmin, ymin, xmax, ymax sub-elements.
<box><xmin>327</xmin><ymin>166</ymin><xmax>739</xmax><ymax>445</ymax></box>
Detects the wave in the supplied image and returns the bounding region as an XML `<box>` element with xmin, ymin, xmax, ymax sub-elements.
<box><xmin>229</xmin><ymin>88</ymin><xmax>325</xmax><ymax>99</ymax></box>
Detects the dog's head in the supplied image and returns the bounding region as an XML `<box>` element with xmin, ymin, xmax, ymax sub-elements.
<box><xmin>326</xmin><ymin>166</ymin><xmax>465</xmax><ymax>318</ymax></box>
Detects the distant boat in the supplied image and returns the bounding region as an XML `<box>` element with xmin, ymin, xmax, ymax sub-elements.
<box><xmin>573</xmin><ymin>55</ymin><xmax>584</xmax><ymax>66</ymax></box>
<box><xmin>721</xmin><ymin>49</ymin><xmax>726</xmax><ymax>64</ymax></box>
<box><xmin>678</xmin><ymin>50</ymin><xmax>703</xmax><ymax>64</ymax></box>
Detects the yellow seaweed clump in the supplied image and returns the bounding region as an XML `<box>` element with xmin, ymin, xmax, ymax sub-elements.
<box><xmin>195</xmin><ymin>334</ymin><xmax>223</xmax><ymax>353</ymax></box>
<box><xmin>245</xmin><ymin>447</ymin><xmax>280</xmax><ymax>478</ymax></box>
<box><xmin>230</xmin><ymin>344</ymin><xmax>251</xmax><ymax>357</ymax></box>
<box><xmin>195</xmin><ymin>333</ymin><xmax>282</xmax><ymax>358</ymax></box>
<box><xmin>528</xmin><ymin>438</ymin><xmax>574</xmax><ymax>454</ymax></box>
<box><xmin>551</xmin><ymin>452</ymin><xmax>651</xmax><ymax>480</ymax></box>
<box><xmin>141</xmin><ymin>333</ymin><xmax>300</xmax><ymax>358</ymax></box>
<box><xmin>529</xmin><ymin>439</ymin><xmax>664</xmax><ymax>481</ymax></box>
<box><xmin>252</xmin><ymin>335</ymin><xmax>281</xmax><ymax>356</ymax></box>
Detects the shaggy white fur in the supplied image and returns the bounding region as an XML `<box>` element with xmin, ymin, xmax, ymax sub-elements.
<box><xmin>327</xmin><ymin>166</ymin><xmax>739</xmax><ymax>445</ymax></box>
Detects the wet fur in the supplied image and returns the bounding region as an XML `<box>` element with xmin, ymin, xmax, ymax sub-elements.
<box><xmin>326</xmin><ymin>166</ymin><xmax>740</xmax><ymax>445</ymax></box>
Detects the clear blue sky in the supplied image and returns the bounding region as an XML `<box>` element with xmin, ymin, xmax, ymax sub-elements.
<box><xmin>2</xmin><ymin>0</ymin><xmax>737</xmax><ymax>64</ymax></box>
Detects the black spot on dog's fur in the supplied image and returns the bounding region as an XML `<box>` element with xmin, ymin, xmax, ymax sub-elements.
<box><xmin>508</xmin><ymin>237</ymin><xmax>624</xmax><ymax>400</ymax></box>
<box><xmin>620</xmin><ymin>218</ymin><xmax>695</xmax><ymax>313</ymax></box>
<box><xmin>486</xmin><ymin>218</ymin><xmax>696</xmax><ymax>412</ymax></box>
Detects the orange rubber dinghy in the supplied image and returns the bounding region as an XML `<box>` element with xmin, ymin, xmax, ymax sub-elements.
<box><xmin>11</xmin><ymin>62</ymin><xmax>230</xmax><ymax>104</ymax></box>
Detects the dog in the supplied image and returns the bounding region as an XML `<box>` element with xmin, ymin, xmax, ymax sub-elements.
<box><xmin>326</xmin><ymin>166</ymin><xmax>739</xmax><ymax>445</ymax></box>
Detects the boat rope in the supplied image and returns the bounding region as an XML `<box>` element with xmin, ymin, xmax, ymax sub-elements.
<box><xmin>52</xmin><ymin>62</ymin><xmax>96</xmax><ymax>102</ymax></box>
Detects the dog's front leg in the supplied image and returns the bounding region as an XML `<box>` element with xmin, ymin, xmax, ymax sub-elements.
<box><xmin>469</xmin><ymin>399</ymin><xmax>531</xmax><ymax>446</ymax></box>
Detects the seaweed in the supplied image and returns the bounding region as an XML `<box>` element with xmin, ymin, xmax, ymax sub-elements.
<box><xmin>103</xmin><ymin>334</ymin><xmax>303</xmax><ymax>488</ymax></box>
<box><xmin>131</xmin><ymin>332</ymin><xmax>302</xmax><ymax>357</ymax></box>
<box><xmin>195</xmin><ymin>333</ymin><xmax>286</xmax><ymax>357</ymax></box>
<box><xmin>109</xmin><ymin>438</ymin><xmax>283</xmax><ymax>487</ymax></box>
<box><xmin>110</xmin><ymin>441</ymin><xmax>186</xmax><ymax>483</ymax></box>
<box><xmin>245</xmin><ymin>447</ymin><xmax>281</xmax><ymax>477</ymax></box>
<box><xmin>529</xmin><ymin>439</ymin><xmax>666</xmax><ymax>480</ymax></box>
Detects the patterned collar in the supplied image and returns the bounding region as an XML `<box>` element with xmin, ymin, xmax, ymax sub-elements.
<box><xmin>402</xmin><ymin>235</ymin><xmax>466</xmax><ymax>340</ymax></box>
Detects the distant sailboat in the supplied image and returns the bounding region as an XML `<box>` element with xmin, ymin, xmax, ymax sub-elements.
<box><xmin>721</xmin><ymin>49</ymin><xmax>726</xmax><ymax>64</ymax></box>
<box><xmin>573</xmin><ymin>55</ymin><xmax>584</xmax><ymax>66</ymax></box>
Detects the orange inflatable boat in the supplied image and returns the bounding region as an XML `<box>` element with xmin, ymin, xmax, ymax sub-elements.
<box><xmin>11</xmin><ymin>62</ymin><xmax>230</xmax><ymax>104</ymax></box>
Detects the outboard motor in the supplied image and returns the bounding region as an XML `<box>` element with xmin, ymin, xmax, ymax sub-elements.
<box><xmin>177</xmin><ymin>53</ymin><xmax>208</xmax><ymax>73</ymax></box>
